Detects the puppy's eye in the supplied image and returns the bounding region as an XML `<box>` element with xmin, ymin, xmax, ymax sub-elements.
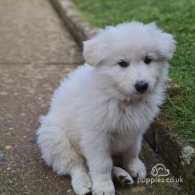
<box><xmin>118</xmin><ymin>60</ymin><xmax>129</xmax><ymax>68</ymax></box>
<box><xmin>144</xmin><ymin>56</ymin><xmax>152</xmax><ymax>64</ymax></box>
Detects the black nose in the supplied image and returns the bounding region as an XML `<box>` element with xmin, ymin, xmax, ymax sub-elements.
<box><xmin>135</xmin><ymin>81</ymin><xmax>148</xmax><ymax>92</ymax></box>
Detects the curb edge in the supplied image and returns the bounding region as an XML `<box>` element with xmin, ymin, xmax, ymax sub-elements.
<box><xmin>50</xmin><ymin>0</ymin><xmax>98</xmax><ymax>46</ymax></box>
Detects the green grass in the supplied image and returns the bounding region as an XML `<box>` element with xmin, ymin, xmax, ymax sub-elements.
<box><xmin>73</xmin><ymin>0</ymin><xmax>195</xmax><ymax>142</ymax></box>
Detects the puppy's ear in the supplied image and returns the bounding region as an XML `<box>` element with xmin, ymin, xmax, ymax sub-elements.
<box><xmin>158</xmin><ymin>32</ymin><xmax>176</xmax><ymax>61</ymax></box>
<box><xmin>147</xmin><ymin>23</ymin><xmax>176</xmax><ymax>61</ymax></box>
<box><xmin>83</xmin><ymin>38</ymin><xmax>107</xmax><ymax>66</ymax></box>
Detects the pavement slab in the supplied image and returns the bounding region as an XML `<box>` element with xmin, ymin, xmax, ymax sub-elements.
<box><xmin>0</xmin><ymin>0</ymin><xmax>186</xmax><ymax>194</ymax></box>
<box><xmin>0</xmin><ymin>64</ymin><xmax>75</xmax><ymax>195</ymax></box>
<box><xmin>0</xmin><ymin>0</ymin><xmax>82</xmax><ymax>64</ymax></box>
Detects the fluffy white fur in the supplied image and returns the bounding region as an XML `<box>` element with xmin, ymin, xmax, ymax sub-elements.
<box><xmin>37</xmin><ymin>22</ymin><xmax>175</xmax><ymax>195</ymax></box>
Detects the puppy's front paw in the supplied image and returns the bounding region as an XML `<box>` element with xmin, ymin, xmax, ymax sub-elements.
<box><xmin>128</xmin><ymin>158</ymin><xmax>146</xmax><ymax>179</ymax></box>
<box><xmin>92</xmin><ymin>180</ymin><xmax>115</xmax><ymax>195</ymax></box>
<box><xmin>71</xmin><ymin>171</ymin><xmax>92</xmax><ymax>195</ymax></box>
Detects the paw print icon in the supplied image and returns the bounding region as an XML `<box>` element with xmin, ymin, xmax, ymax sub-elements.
<box><xmin>151</xmin><ymin>164</ymin><xmax>170</xmax><ymax>177</ymax></box>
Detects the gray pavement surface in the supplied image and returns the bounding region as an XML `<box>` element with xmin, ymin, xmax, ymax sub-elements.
<box><xmin>0</xmin><ymin>0</ymin><xmax>186</xmax><ymax>194</ymax></box>
<box><xmin>0</xmin><ymin>0</ymin><xmax>82</xmax><ymax>64</ymax></box>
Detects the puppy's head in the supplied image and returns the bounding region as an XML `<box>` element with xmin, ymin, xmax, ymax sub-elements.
<box><xmin>83</xmin><ymin>22</ymin><xmax>176</xmax><ymax>100</ymax></box>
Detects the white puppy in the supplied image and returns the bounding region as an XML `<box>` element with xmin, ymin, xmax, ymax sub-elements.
<box><xmin>37</xmin><ymin>22</ymin><xmax>175</xmax><ymax>195</ymax></box>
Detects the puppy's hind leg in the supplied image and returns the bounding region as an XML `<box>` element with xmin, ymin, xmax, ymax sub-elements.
<box><xmin>112</xmin><ymin>166</ymin><xmax>134</xmax><ymax>186</ymax></box>
<box><xmin>37</xmin><ymin>125</ymin><xmax>92</xmax><ymax>194</ymax></box>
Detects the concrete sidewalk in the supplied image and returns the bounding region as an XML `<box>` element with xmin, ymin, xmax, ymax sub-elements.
<box><xmin>0</xmin><ymin>0</ymin><xmax>185</xmax><ymax>194</ymax></box>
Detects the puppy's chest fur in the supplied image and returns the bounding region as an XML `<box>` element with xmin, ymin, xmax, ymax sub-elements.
<box><xmin>108</xmin><ymin>99</ymin><xmax>155</xmax><ymax>153</ymax></box>
<box><xmin>107</xmin><ymin>99</ymin><xmax>153</xmax><ymax>131</ymax></box>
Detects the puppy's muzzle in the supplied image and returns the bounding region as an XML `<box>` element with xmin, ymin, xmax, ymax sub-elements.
<box><xmin>135</xmin><ymin>80</ymin><xmax>148</xmax><ymax>93</ymax></box>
